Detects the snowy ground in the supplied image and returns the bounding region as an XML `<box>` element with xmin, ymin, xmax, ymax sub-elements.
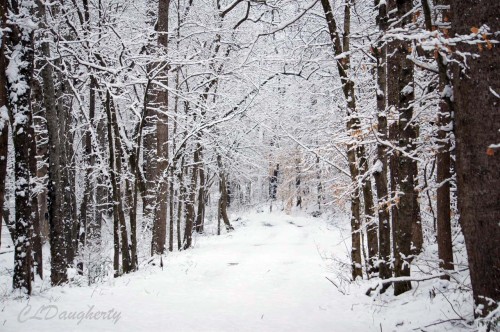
<box><xmin>1</xmin><ymin>210</ymin><xmax>477</xmax><ymax>331</ymax></box>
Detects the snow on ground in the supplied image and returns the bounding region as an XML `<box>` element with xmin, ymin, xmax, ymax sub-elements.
<box><xmin>0</xmin><ymin>210</ymin><xmax>476</xmax><ymax>331</ymax></box>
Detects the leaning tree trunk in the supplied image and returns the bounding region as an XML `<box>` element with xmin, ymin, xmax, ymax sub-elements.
<box><xmin>449</xmin><ymin>0</ymin><xmax>500</xmax><ymax>318</ymax></box>
<box><xmin>320</xmin><ymin>0</ymin><xmax>372</xmax><ymax>279</ymax></box>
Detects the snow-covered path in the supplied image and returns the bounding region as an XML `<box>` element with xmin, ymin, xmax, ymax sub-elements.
<box><xmin>1</xmin><ymin>211</ymin><xmax>374</xmax><ymax>331</ymax></box>
<box><xmin>3</xmin><ymin>210</ymin><xmax>470</xmax><ymax>332</ymax></box>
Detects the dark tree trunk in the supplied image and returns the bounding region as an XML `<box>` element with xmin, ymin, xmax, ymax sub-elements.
<box><xmin>6</xmin><ymin>1</ymin><xmax>36</xmax><ymax>293</ymax></box>
<box><xmin>217</xmin><ymin>155</ymin><xmax>234</xmax><ymax>232</ymax></box>
<box><xmin>387</xmin><ymin>0</ymin><xmax>421</xmax><ymax>295</ymax></box>
<box><xmin>195</xmin><ymin>143</ymin><xmax>205</xmax><ymax>233</ymax></box>
<box><xmin>359</xmin><ymin>145</ymin><xmax>377</xmax><ymax>275</ymax></box>
<box><xmin>111</xmin><ymin>98</ymin><xmax>132</xmax><ymax>274</ymax></box>
<box><xmin>151</xmin><ymin>0</ymin><xmax>171</xmax><ymax>256</ymax></box>
<box><xmin>60</xmin><ymin>90</ymin><xmax>77</xmax><ymax>265</ymax></box>
<box><xmin>450</xmin><ymin>0</ymin><xmax>500</xmax><ymax>317</ymax></box>
<box><xmin>168</xmin><ymin>166</ymin><xmax>175</xmax><ymax>251</ymax></box>
<box><xmin>28</xmin><ymin>123</ymin><xmax>42</xmax><ymax>279</ymax></box>
<box><xmin>129</xmin><ymin>80</ymin><xmax>151</xmax><ymax>270</ymax></box>
<box><xmin>0</xmin><ymin>0</ymin><xmax>9</xmax><ymax>253</ymax></box>
<box><xmin>34</xmin><ymin>0</ymin><xmax>67</xmax><ymax>286</ymax></box>
<box><xmin>373</xmin><ymin>0</ymin><xmax>391</xmax><ymax>282</ymax></box>
<box><xmin>177</xmin><ymin>156</ymin><xmax>185</xmax><ymax>251</ymax></box>
<box><xmin>105</xmin><ymin>91</ymin><xmax>131</xmax><ymax>275</ymax></box>
<box><xmin>184</xmin><ymin>156</ymin><xmax>198</xmax><ymax>249</ymax></box>
<box><xmin>422</xmin><ymin>0</ymin><xmax>455</xmax><ymax>279</ymax></box>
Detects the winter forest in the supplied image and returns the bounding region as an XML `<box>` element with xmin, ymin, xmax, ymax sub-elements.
<box><xmin>0</xmin><ymin>0</ymin><xmax>498</xmax><ymax>331</ymax></box>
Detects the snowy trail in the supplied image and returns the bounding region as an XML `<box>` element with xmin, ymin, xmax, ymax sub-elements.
<box><xmin>1</xmin><ymin>211</ymin><xmax>373</xmax><ymax>332</ymax></box>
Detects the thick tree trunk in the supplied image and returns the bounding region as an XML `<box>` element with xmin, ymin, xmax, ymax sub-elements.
<box><xmin>450</xmin><ymin>0</ymin><xmax>500</xmax><ymax>317</ymax></box>
<box><xmin>387</xmin><ymin>0</ymin><xmax>421</xmax><ymax>295</ymax></box>
<box><xmin>151</xmin><ymin>0</ymin><xmax>171</xmax><ymax>256</ymax></box>
<box><xmin>7</xmin><ymin>2</ymin><xmax>36</xmax><ymax>293</ymax></box>
<box><xmin>373</xmin><ymin>0</ymin><xmax>391</xmax><ymax>282</ymax></box>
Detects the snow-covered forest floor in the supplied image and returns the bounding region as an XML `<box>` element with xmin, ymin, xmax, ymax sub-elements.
<box><xmin>1</xmin><ymin>209</ymin><xmax>477</xmax><ymax>331</ymax></box>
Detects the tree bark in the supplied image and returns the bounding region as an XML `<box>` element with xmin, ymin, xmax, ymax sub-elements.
<box><xmin>6</xmin><ymin>1</ymin><xmax>37</xmax><ymax>293</ymax></box>
<box><xmin>151</xmin><ymin>0</ymin><xmax>171</xmax><ymax>256</ymax></box>
<box><xmin>387</xmin><ymin>0</ymin><xmax>421</xmax><ymax>295</ymax></box>
<box><xmin>33</xmin><ymin>0</ymin><xmax>67</xmax><ymax>286</ymax></box>
<box><xmin>422</xmin><ymin>0</ymin><xmax>455</xmax><ymax>279</ymax></box>
<box><xmin>195</xmin><ymin>143</ymin><xmax>205</xmax><ymax>233</ymax></box>
<box><xmin>184</xmin><ymin>156</ymin><xmax>198</xmax><ymax>249</ymax></box>
<box><xmin>105</xmin><ymin>91</ymin><xmax>131</xmax><ymax>275</ymax></box>
<box><xmin>450</xmin><ymin>0</ymin><xmax>500</xmax><ymax>317</ymax></box>
<box><xmin>373</xmin><ymin>0</ymin><xmax>391</xmax><ymax>282</ymax></box>
<box><xmin>217</xmin><ymin>155</ymin><xmax>234</xmax><ymax>232</ymax></box>
<box><xmin>0</xmin><ymin>0</ymin><xmax>9</xmax><ymax>253</ymax></box>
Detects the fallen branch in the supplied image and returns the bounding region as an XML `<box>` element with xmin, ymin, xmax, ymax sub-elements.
<box><xmin>366</xmin><ymin>273</ymin><xmax>447</xmax><ymax>296</ymax></box>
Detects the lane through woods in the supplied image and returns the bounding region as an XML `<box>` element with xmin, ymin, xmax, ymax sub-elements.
<box><xmin>2</xmin><ymin>210</ymin><xmax>371</xmax><ymax>331</ymax></box>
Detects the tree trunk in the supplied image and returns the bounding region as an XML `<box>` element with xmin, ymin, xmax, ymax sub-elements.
<box><xmin>450</xmin><ymin>0</ymin><xmax>500</xmax><ymax>317</ymax></box>
<box><xmin>6</xmin><ymin>1</ymin><xmax>36</xmax><ymax>293</ymax></box>
<box><xmin>217</xmin><ymin>155</ymin><xmax>234</xmax><ymax>232</ymax></box>
<box><xmin>0</xmin><ymin>0</ymin><xmax>9</xmax><ymax>253</ymax></box>
<box><xmin>387</xmin><ymin>0</ymin><xmax>421</xmax><ymax>295</ymax></box>
<box><xmin>168</xmin><ymin>166</ymin><xmax>175</xmax><ymax>251</ymax></box>
<box><xmin>195</xmin><ymin>142</ymin><xmax>205</xmax><ymax>233</ymax></box>
<box><xmin>59</xmin><ymin>89</ymin><xmax>77</xmax><ymax>265</ymax></box>
<box><xmin>177</xmin><ymin>156</ymin><xmax>185</xmax><ymax>251</ymax></box>
<box><xmin>28</xmin><ymin>123</ymin><xmax>42</xmax><ymax>279</ymax></box>
<box><xmin>373</xmin><ymin>0</ymin><xmax>391</xmax><ymax>282</ymax></box>
<box><xmin>320</xmin><ymin>0</ymin><xmax>368</xmax><ymax>279</ymax></box>
<box><xmin>33</xmin><ymin>0</ymin><xmax>68</xmax><ymax>286</ymax></box>
<box><xmin>105</xmin><ymin>91</ymin><xmax>131</xmax><ymax>275</ymax></box>
<box><xmin>422</xmin><ymin>0</ymin><xmax>455</xmax><ymax>279</ymax></box>
<box><xmin>184</xmin><ymin>157</ymin><xmax>198</xmax><ymax>249</ymax></box>
<box><xmin>151</xmin><ymin>0</ymin><xmax>171</xmax><ymax>256</ymax></box>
